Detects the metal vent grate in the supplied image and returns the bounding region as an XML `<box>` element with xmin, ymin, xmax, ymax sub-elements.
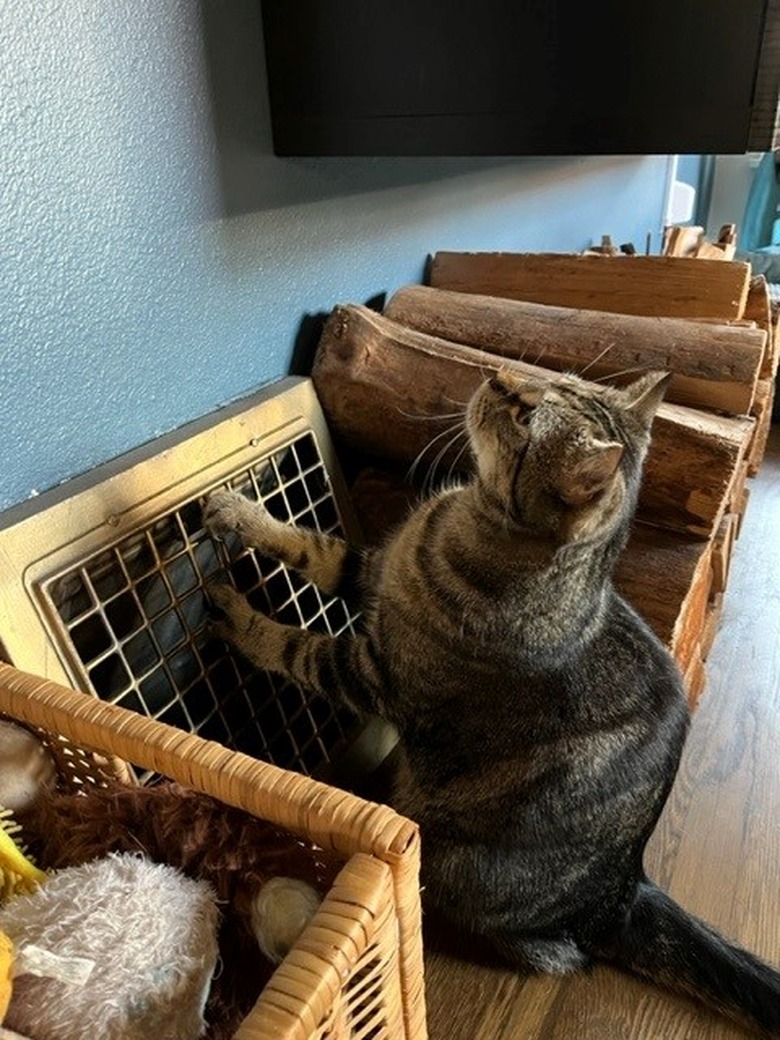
<box><xmin>41</xmin><ymin>433</ymin><xmax>358</xmax><ymax>777</ymax></box>
<box><xmin>0</xmin><ymin>379</ymin><xmax>384</xmax><ymax>782</ymax></box>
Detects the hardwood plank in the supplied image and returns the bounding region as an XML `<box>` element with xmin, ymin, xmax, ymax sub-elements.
<box><xmin>650</xmin><ymin>425</ymin><xmax>780</xmax><ymax>960</ymax></box>
<box><xmin>423</xmin><ymin>426</ymin><xmax>780</xmax><ymax>1039</ymax></box>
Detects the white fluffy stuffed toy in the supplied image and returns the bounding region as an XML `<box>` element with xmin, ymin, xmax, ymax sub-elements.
<box><xmin>250</xmin><ymin>876</ymin><xmax>321</xmax><ymax>963</ymax></box>
<box><xmin>0</xmin><ymin>852</ymin><xmax>219</xmax><ymax>1040</ymax></box>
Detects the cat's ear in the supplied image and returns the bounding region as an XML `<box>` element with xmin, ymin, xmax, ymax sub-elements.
<box><xmin>621</xmin><ymin>371</ymin><xmax>673</xmax><ymax>428</ymax></box>
<box><xmin>557</xmin><ymin>441</ymin><xmax>624</xmax><ymax>506</ymax></box>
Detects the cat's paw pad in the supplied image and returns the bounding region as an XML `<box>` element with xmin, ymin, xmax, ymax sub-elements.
<box><xmin>203</xmin><ymin>489</ymin><xmax>258</xmax><ymax>538</ymax></box>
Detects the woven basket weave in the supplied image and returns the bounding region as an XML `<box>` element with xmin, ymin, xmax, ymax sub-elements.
<box><xmin>0</xmin><ymin>662</ymin><xmax>427</xmax><ymax>1040</ymax></box>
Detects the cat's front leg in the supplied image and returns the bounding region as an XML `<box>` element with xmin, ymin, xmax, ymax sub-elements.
<box><xmin>203</xmin><ymin>489</ymin><xmax>365</xmax><ymax>600</ymax></box>
<box><xmin>208</xmin><ymin>583</ymin><xmax>385</xmax><ymax>718</ymax></box>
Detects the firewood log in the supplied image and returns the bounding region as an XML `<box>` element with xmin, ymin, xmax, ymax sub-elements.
<box><xmin>747</xmin><ymin>378</ymin><xmax>776</xmax><ymax>475</ymax></box>
<box><xmin>710</xmin><ymin>515</ymin><xmax>738</xmax><ymax>597</ymax></box>
<box><xmin>726</xmin><ymin>458</ymin><xmax>750</xmax><ymax>524</ymax></box>
<box><xmin>613</xmin><ymin>524</ymin><xmax>711</xmax><ymax>667</ymax></box>
<box><xmin>384</xmin><ymin>284</ymin><xmax>765</xmax><ymax>416</ymax></box>
<box><xmin>616</xmin><ymin>523</ymin><xmax>713</xmax><ymax>708</ymax></box>
<box><xmin>312</xmin><ymin>305</ymin><xmax>755</xmax><ymax>540</ymax></box>
<box><xmin>743</xmin><ymin>275</ymin><xmax>777</xmax><ymax>379</ymax></box>
<box><xmin>427</xmin><ymin>251</ymin><xmax>751</xmax><ymax>320</ymax></box>
<box><xmin>694</xmin><ymin>242</ymin><xmax>737</xmax><ymax>261</ymax></box>
<box><xmin>662</xmin><ymin>226</ymin><xmax>704</xmax><ymax>258</ymax></box>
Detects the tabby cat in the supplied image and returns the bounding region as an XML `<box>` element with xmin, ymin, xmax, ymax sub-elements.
<box><xmin>204</xmin><ymin>369</ymin><xmax>780</xmax><ymax>1035</ymax></box>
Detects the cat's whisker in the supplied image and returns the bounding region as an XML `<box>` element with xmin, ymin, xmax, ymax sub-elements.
<box><xmin>407</xmin><ymin>421</ymin><xmax>465</xmax><ymax>486</ymax></box>
<box><xmin>422</xmin><ymin>428</ymin><xmax>466</xmax><ymax>498</ymax></box>
<box><xmin>396</xmin><ymin>407</ymin><xmax>467</xmax><ymax>422</ymax></box>
<box><xmin>477</xmin><ymin>363</ymin><xmax>499</xmax><ymax>384</ymax></box>
<box><xmin>577</xmin><ymin>342</ymin><xmax>616</xmax><ymax>378</ymax></box>
<box><xmin>445</xmin><ymin>433</ymin><xmax>472</xmax><ymax>485</ymax></box>
<box><xmin>421</xmin><ymin>423</ymin><xmax>468</xmax><ymax>498</ymax></box>
<box><xmin>495</xmin><ymin>345</ymin><xmax>531</xmax><ymax>366</ymax></box>
<box><xmin>592</xmin><ymin>365</ymin><xmax>653</xmax><ymax>384</ymax></box>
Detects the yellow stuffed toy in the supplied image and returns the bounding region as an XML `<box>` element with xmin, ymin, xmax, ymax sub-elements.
<box><xmin>0</xmin><ymin>718</ymin><xmax>52</xmax><ymax>906</ymax></box>
<box><xmin>0</xmin><ymin>809</ymin><xmax>46</xmax><ymax>906</ymax></box>
<box><xmin>0</xmin><ymin>928</ymin><xmax>13</xmax><ymax>1023</ymax></box>
<box><xmin>0</xmin><ymin>806</ymin><xmax>46</xmax><ymax>1031</ymax></box>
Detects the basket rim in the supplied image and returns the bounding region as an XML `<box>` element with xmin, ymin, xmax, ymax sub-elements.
<box><xmin>0</xmin><ymin>662</ymin><xmax>428</xmax><ymax>1040</ymax></box>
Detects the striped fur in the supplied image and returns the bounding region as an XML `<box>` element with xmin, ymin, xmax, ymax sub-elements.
<box><xmin>204</xmin><ymin>370</ymin><xmax>780</xmax><ymax>1036</ymax></box>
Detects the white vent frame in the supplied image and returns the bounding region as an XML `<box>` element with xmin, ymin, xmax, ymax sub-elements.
<box><xmin>0</xmin><ymin>376</ymin><xmax>385</xmax><ymax>779</ymax></box>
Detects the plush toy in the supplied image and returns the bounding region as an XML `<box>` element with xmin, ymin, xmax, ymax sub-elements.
<box><xmin>22</xmin><ymin>781</ymin><xmax>342</xmax><ymax>1040</ymax></box>
<box><xmin>0</xmin><ymin>815</ymin><xmax>44</xmax><ymax>1031</ymax></box>
<box><xmin>0</xmin><ymin>810</ymin><xmax>46</xmax><ymax>906</ymax></box>
<box><xmin>250</xmin><ymin>875</ymin><xmax>323</xmax><ymax>963</ymax></box>
<box><xmin>0</xmin><ymin>720</ymin><xmax>52</xmax><ymax>907</ymax></box>
<box><xmin>0</xmin><ymin>852</ymin><xmax>219</xmax><ymax>1040</ymax></box>
<box><xmin>0</xmin><ymin>717</ymin><xmax>338</xmax><ymax>1039</ymax></box>
<box><xmin>0</xmin><ymin>929</ymin><xmax>13</xmax><ymax>1022</ymax></box>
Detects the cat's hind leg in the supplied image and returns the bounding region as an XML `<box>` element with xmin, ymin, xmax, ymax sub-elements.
<box><xmin>493</xmin><ymin>934</ymin><xmax>590</xmax><ymax>975</ymax></box>
<box><xmin>203</xmin><ymin>489</ymin><xmax>364</xmax><ymax>600</ymax></box>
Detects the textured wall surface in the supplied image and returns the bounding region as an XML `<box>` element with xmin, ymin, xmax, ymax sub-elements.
<box><xmin>0</xmin><ymin>1</ymin><xmax>672</xmax><ymax>511</ymax></box>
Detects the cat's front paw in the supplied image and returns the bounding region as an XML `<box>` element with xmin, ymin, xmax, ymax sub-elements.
<box><xmin>206</xmin><ymin>581</ymin><xmax>256</xmax><ymax>643</ymax></box>
<box><xmin>203</xmin><ymin>489</ymin><xmax>260</xmax><ymax>539</ymax></box>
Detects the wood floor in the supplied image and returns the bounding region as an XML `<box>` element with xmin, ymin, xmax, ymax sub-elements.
<box><xmin>423</xmin><ymin>425</ymin><xmax>780</xmax><ymax>1040</ymax></box>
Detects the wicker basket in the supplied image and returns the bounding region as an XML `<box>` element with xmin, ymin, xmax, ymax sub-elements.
<box><xmin>0</xmin><ymin>662</ymin><xmax>427</xmax><ymax>1040</ymax></box>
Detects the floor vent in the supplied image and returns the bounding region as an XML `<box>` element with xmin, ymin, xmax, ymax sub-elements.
<box><xmin>0</xmin><ymin>378</ymin><xmax>371</xmax><ymax>780</ymax></box>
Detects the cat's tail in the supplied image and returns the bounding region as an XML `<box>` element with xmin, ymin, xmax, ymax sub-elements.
<box><xmin>594</xmin><ymin>878</ymin><xmax>780</xmax><ymax>1037</ymax></box>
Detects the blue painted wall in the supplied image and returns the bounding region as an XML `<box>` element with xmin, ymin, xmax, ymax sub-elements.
<box><xmin>0</xmin><ymin>2</ymin><xmax>675</xmax><ymax>512</ymax></box>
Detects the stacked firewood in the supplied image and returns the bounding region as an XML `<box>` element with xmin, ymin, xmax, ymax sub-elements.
<box><xmin>310</xmin><ymin>250</ymin><xmax>778</xmax><ymax>707</ymax></box>
<box><xmin>661</xmin><ymin>222</ymin><xmax>738</xmax><ymax>260</ymax></box>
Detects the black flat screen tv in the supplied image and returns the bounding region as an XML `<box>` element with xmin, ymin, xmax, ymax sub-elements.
<box><xmin>260</xmin><ymin>0</ymin><xmax>780</xmax><ymax>156</ymax></box>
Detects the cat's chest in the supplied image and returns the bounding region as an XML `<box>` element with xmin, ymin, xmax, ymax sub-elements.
<box><xmin>378</xmin><ymin>534</ymin><xmax>607</xmax><ymax>658</ymax></box>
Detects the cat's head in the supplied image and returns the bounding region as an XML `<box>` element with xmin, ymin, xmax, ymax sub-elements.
<box><xmin>465</xmin><ymin>369</ymin><xmax>671</xmax><ymax>544</ymax></box>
